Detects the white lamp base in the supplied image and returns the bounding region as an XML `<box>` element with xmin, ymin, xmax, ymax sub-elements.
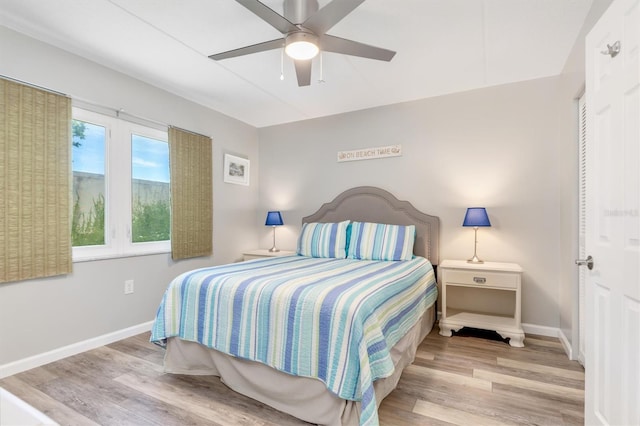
<box><xmin>269</xmin><ymin>226</ymin><xmax>279</xmax><ymax>252</ymax></box>
<box><xmin>467</xmin><ymin>227</ymin><xmax>484</xmax><ymax>263</ymax></box>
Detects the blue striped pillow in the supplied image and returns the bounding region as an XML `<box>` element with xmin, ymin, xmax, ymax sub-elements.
<box><xmin>347</xmin><ymin>222</ymin><xmax>415</xmax><ymax>261</ymax></box>
<box><xmin>296</xmin><ymin>221</ymin><xmax>350</xmax><ymax>258</ymax></box>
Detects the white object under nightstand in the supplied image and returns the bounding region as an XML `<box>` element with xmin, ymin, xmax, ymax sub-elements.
<box><xmin>242</xmin><ymin>249</ymin><xmax>296</xmax><ymax>261</ymax></box>
<box><xmin>438</xmin><ymin>259</ymin><xmax>525</xmax><ymax>347</ymax></box>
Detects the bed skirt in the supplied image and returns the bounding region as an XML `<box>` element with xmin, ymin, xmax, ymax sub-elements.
<box><xmin>163</xmin><ymin>303</ymin><xmax>435</xmax><ymax>426</ymax></box>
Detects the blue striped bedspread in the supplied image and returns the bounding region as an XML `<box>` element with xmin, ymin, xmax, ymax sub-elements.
<box><xmin>150</xmin><ymin>255</ymin><xmax>437</xmax><ymax>426</ymax></box>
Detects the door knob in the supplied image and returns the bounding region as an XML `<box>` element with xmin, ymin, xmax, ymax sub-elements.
<box><xmin>575</xmin><ymin>255</ymin><xmax>594</xmax><ymax>270</ymax></box>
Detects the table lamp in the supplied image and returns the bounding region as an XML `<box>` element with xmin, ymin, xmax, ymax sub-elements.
<box><xmin>462</xmin><ymin>207</ymin><xmax>491</xmax><ymax>263</ymax></box>
<box><xmin>265</xmin><ymin>211</ymin><xmax>284</xmax><ymax>252</ymax></box>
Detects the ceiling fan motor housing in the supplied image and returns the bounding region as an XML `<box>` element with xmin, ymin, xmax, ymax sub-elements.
<box><xmin>283</xmin><ymin>0</ymin><xmax>319</xmax><ymax>24</ymax></box>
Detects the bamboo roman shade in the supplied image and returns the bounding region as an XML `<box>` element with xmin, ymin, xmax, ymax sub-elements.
<box><xmin>0</xmin><ymin>78</ymin><xmax>72</xmax><ymax>283</ymax></box>
<box><xmin>168</xmin><ymin>127</ymin><xmax>212</xmax><ymax>260</ymax></box>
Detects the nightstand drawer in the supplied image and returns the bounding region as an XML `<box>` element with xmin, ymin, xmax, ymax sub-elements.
<box><xmin>445</xmin><ymin>270</ymin><xmax>518</xmax><ymax>289</ymax></box>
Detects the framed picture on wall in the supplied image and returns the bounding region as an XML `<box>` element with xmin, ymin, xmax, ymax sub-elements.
<box><xmin>223</xmin><ymin>154</ymin><xmax>250</xmax><ymax>186</ymax></box>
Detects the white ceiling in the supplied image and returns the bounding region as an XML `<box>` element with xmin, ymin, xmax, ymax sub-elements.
<box><xmin>0</xmin><ymin>0</ymin><xmax>593</xmax><ymax>128</ymax></box>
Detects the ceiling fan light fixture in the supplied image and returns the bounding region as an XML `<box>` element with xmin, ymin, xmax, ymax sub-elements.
<box><xmin>285</xmin><ymin>32</ymin><xmax>319</xmax><ymax>60</ymax></box>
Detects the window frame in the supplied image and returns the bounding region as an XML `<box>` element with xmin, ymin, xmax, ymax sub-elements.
<box><xmin>72</xmin><ymin>107</ymin><xmax>171</xmax><ymax>262</ymax></box>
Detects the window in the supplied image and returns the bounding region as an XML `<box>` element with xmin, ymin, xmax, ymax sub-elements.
<box><xmin>72</xmin><ymin>118</ymin><xmax>106</xmax><ymax>247</ymax></box>
<box><xmin>72</xmin><ymin>108</ymin><xmax>170</xmax><ymax>261</ymax></box>
<box><xmin>131</xmin><ymin>133</ymin><xmax>170</xmax><ymax>243</ymax></box>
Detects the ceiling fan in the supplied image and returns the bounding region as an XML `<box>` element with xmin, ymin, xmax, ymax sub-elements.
<box><xmin>209</xmin><ymin>0</ymin><xmax>396</xmax><ymax>86</ymax></box>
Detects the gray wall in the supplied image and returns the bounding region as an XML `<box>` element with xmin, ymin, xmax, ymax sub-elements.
<box><xmin>0</xmin><ymin>26</ymin><xmax>260</xmax><ymax>365</ymax></box>
<box><xmin>257</xmin><ymin>77</ymin><xmax>563</xmax><ymax>328</ymax></box>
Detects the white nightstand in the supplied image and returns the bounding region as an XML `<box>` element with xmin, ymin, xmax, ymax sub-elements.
<box><xmin>242</xmin><ymin>249</ymin><xmax>296</xmax><ymax>261</ymax></box>
<box><xmin>438</xmin><ymin>259</ymin><xmax>525</xmax><ymax>347</ymax></box>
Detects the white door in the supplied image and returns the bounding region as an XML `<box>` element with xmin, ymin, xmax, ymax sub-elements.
<box><xmin>584</xmin><ymin>0</ymin><xmax>640</xmax><ymax>425</ymax></box>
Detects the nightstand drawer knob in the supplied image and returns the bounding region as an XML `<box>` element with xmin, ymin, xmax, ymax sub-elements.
<box><xmin>473</xmin><ymin>277</ymin><xmax>486</xmax><ymax>284</ymax></box>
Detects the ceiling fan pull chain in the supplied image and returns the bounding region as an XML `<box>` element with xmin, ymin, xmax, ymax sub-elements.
<box><xmin>280</xmin><ymin>48</ymin><xmax>285</xmax><ymax>81</ymax></box>
<box><xmin>319</xmin><ymin>52</ymin><xmax>325</xmax><ymax>83</ymax></box>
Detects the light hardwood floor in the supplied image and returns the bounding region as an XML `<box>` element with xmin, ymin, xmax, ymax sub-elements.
<box><xmin>0</xmin><ymin>327</ymin><xmax>584</xmax><ymax>425</ymax></box>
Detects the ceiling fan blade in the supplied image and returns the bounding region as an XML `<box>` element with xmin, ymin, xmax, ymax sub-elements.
<box><xmin>236</xmin><ymin>0</ymin><xmax>299</xmax><ymax>34</ymax></box>
<box><xmin>320</xmin><ymin>35</ymin><xmax>396</xmax><ymax>61</ymax></box>
<box><xmin>303</xmin><ymin>0</ymin><xmax>365</xmax><ymax>34</ymax></box>
<box><xmin>294</xmin><ymin>59</ymin><xmax>312</xmax><ymax>86</ymax></box>
<box><xmin>209</xmin><ymin>38</ymin><xmax>283</xmax><ymax>61</ymax></box>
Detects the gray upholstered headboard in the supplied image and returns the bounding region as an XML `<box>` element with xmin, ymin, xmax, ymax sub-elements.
<box><xmin>302</xmin><ymin>186</ymin><xmax>440</xmax><ymax>265</ymax></box>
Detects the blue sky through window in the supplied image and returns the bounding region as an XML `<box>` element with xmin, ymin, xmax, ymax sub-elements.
<box><xmin>72</xmin><ymin>121</ymin><xmax>169</xmax><ymax>183</ymax></box>
<box><xmin>72</xmin><ymin>121</ymin><xmax>105</xmax><ymax>175</ymax></box>
<box><xmin>131</xmin><ymin>134</ymin><xmax>169</xmax><ymax>183</ymax></box>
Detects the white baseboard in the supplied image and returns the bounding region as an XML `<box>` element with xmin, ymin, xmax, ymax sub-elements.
<box><xmin>0</xmin><ymin>320</ymin><xmax>154</xmax><ymax>379</ymax></box>
<box><xmin>523</xmin><ymin>323</ymin><xmax>575</xmax><ymax>360</ymax></box>
<box><xmin>521</xmin><ymin>323</ymin><xmax>559</xmax><ymax>337</ymax></box>
<box><xmin>557</xmin><ymin>329</ymin><xmax>574</xmax><ymax>360</ymax></box>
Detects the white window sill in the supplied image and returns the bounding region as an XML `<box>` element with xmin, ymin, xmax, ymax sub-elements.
<box><xmin>72</xmin><ymin>249</ymin><xmax>171</xmax><ymax>263</ymax></box>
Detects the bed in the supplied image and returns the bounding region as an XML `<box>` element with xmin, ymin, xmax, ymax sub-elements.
<box><xmin>150</xmin><ymin>186</ymin><xmax>440</xmax><ymax>426</ymax></box>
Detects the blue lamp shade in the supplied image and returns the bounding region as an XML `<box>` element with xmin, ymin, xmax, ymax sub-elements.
<box><xmin>462</xmin><ymin>207</ymin><xmax>491</xmax><ymax>227</ymax></box>
<box><xmin>265</xmin><ymin>211</ymin><xmax>284</xmax><ymax>226</ymax></box>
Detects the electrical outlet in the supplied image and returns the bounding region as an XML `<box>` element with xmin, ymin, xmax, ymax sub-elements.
<box><xmin>124</xmin><ymin>279</ymin><xmax>134</xmax><ymax>294</ymax></box>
